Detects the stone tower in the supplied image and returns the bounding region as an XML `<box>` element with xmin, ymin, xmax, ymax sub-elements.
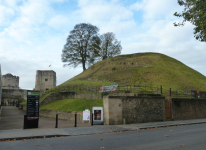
<box><xmin>2</xmin><ymin>73</ymin><xmax>19</xmax><ymax>89</ymax></box>
<box><xmin>35</xmin><ymin>70</ymin><xmax>56</xmax><ymax>92</ymax></box>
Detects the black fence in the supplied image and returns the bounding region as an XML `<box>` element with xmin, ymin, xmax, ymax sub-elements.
<box><xmin>40</xmin><ymin>84</ymin><xmax>193</xmax><ymax>99</ymax></box>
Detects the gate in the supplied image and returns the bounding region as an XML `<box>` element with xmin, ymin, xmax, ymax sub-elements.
<box><xmin>165</xmin><ymin>99</ymin><xmax>171</xmax><ymax>119</ymax></box>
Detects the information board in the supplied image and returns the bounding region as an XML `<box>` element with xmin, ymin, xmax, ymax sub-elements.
<box><xmin>83</xmin><ymin>109</ymin><xmax>90</xmax><ymax>121</ymax></box>
<box><xmin>27</xmin><ymin>91</ymin><xmax>40</xmax><ymax>119</ymax></box>
<box><xmin>92</xmin><ymin>106</ymin><xmax>103</xmax><ymax>125</ymax></box>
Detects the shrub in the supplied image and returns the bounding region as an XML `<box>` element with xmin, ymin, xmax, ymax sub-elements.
<box><xmin>101</xmin><ymin>92</ymin><xmax>109</xmax><ymax>98</ymax></box>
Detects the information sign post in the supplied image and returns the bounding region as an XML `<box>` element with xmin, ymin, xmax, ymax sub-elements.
<box><xmin>26</xmin><ymin>91</ymin><xmax>40</xmax><ymax>129</ymax></box>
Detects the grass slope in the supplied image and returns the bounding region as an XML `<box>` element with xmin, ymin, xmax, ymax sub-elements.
<box><xmin>57</xmin><ymin>52</ymin><xmax>206</xmax><ymax>91</ymax></box>
<box><xmin>40</xmin><ymin>99</ymin><xmax>103</xmax><ymax>112</ymax></box>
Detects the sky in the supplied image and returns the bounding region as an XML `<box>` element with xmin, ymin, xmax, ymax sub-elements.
<box><xmin>0</xmin><ymin>0</ymin><xmax>205</xmax><ymax>90</ymax></box>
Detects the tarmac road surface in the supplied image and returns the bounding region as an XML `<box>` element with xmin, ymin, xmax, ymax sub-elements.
<box><xmin>0</xmin><ymin>123</ymin><xmax>206</xmax><ymax>150</ymax></box>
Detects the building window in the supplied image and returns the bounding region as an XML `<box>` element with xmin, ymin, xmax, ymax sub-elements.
<box><xmin>45</xmin><ymin>79</ymin><xmax>48</xmax><ymax>81</ymax></box>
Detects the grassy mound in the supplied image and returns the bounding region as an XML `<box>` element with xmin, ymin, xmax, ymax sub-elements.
<box><xmin>40</xmin><ymin>52</ymin><xmax>206</xmax><ymax>100</ymax></box>
<box><xmin>58</xmin><ymin>52</ymin><xmax>206</xmax><ymax>90</ymax></box>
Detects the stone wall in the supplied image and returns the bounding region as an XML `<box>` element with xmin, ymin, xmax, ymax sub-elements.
<box><xmin>39</xmin><ymin>110</ymin><xmax>92</xmax><ymax>122</ymax></box>
<box><xmin>171</xmin><ymin>98</ymin><xmax>206</xmax><ymax>120</ymax></box>
<box><xmin>103</xmin><ymin>96</ymin><xmax>166</xmax><ymax>125</ymax></box>
<box><xmin>2</xmin><ymin>89</ymin><xmax>27</xmax><ymax>105</ymax></box>
<box><xmin>2</xmin><ymin>73</ymin><xmax>19</xmax><ymax>89</ymax></box>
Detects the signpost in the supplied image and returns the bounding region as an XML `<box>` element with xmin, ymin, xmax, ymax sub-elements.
<box><xmin>82</xmin><ymin>109</ymin><xmax>90</xmax><ymax>123</ymax></box>
<box><xmin>26</xmin><ymin>91</ymin><xmax>40</xmax><ymax>129</ymax></box>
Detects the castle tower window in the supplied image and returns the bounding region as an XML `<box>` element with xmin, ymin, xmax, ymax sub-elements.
<box><xmin>45</xmin><ymin>79</ymin><xmax>48</xmax><ymax>81</ymax></box>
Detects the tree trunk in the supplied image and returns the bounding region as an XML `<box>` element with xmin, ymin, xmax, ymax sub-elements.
<box><xmin>82</xmin><ymin>59</ymin><xmax>86</xmax><ymax>71</ymax></box>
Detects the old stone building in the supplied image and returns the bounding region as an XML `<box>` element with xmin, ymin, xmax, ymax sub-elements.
<box><xmin>0</xmin><ymin>73</ymin><xmax>27</xmax><ymax>105</ymax></box>
<box><xmin>2</xmin><ymin>73</ymin><xmax>19</xmax><ymax>89</ymax></box>
<box><xmin>35</xmin><ymin>70</ymin><xmax>56</xmax><ymax>93</ymax></box>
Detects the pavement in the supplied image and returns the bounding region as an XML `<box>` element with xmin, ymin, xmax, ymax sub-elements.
<box><xmin>1</xmin><ymin>106</ymin><xmax>206</xmax><ymax>140</ymax></box>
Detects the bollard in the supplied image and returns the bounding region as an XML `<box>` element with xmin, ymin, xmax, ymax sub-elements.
<box><xmin>23</xmin><ymin>114</ymin><xmax>27</xmax><ymax>129</ymax></box>
<box><xmin>74</xmin><ymin>114</ymin><xmax>77</xmax><ymax>127</ymax></box>
<box><xmin>91</xmin><ymin>113</ymin><xmax>93</xmax><ymax>126</ymax></box>
<box><xmin>55</xmin><ymin>114</ymin><xmax>58</xmax><ymax>128</ymax></box>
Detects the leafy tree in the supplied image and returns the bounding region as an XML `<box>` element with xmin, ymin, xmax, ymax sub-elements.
<box><xmin>61</xmin><ymin>23</ymin><xmax>101</xmax><ymax>71</ymax></box>
<box><xmin>99</xmin><ymin>32</ymin><xmax>122</xmax><ymax>60</ymax></box>
<box><xmin>173</xmin><ymin>0</ymin><xmax>206</xmax><ymax>42</ymax></box>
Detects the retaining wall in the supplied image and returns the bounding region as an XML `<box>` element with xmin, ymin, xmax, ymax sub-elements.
<box><xmin>171</xmin><ymin>98</ymin><xmax>206</xmax><ymax>120</ymax></box>
<box><xmin>103</xmin><ymin>96</ymin><xmax>166</xmax><ymax>125</ymax></box>
<box><xmin>39</xmin><ymin>110</ymin><xmax>92</xmax><ymax>122</ymax></box>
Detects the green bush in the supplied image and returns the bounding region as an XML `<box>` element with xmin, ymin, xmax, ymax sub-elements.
<box><xmin>101</xmin><ymin>92</ymin><xmax>109</xmax><ymax>98</ymax></box>
<box><xmin>18</xmin><ymin>98</ymin><xmax>25</xmax><ymax>104</ymax></box>
<box><xmin>125</xmin><ymin>90</ymin><xmax>130</xmax><ymax>93</ymax></box>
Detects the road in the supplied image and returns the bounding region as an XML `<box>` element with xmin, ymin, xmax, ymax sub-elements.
<box><xmin>0</xmin><ymin>123</ymin><xmax>206</xmax><ymax>150</ymax></box>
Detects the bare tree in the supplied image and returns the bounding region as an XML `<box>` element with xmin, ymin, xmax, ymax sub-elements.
<box><xmin>99</xmin><ymin>32</ymin><xmax>122</xmax><ymax>60</ymax></box>
<box><xmin>61</xmin><ymin>23</ymin><xmax>101</xmax><ymax>71</ymax></box>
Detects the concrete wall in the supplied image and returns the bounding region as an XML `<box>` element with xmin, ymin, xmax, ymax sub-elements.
<box><xmin>103</xmin><ymin>96</ymin><xmax>123</xmax><ymax>125</ymax></box>
<box><xmin>171</xmin><ymin>98</ymin><xmax>206</xmax><ymax>120</ymax></box>
<box><xmin>35</xmin><ymin>70</ymin><xmax>56</xmax><ymax>93</ymax></box>
<box><xmin>2</xmin><ymin>73</ymin><xmax>19</xmax><ymax>89</ymax></box>
<box><xmin>103</xmin><ymin>96</ymin><xmax>166</xmax><ymax>125</ymax></box>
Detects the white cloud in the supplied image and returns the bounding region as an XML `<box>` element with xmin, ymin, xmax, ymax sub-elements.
<box><xmin>0</xmin><ymin>4</ymin><xmax>14</xmax><ymax>25</ymax></box>
<box><xmin>130</xmin><ymin>0</ymin><xmax>183</xmax><ymax>20</ymax></box>
<box><xmin>1</xmin><ymin>0</ymin><xmax>206</xmax><ymax>90</ymax></box>
<box><xmin>48</xmin><ymin>15</ymin><xmax>70</xmax><ymax>30</ymax></box>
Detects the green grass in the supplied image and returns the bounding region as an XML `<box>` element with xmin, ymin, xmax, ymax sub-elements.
<box><xmin>40</xmin><ymin>52</ymin><xmax>206</xmax><ymax>100</ymax></box>
<box><xmin>40</xmin><ymin>99</ymin><xmax>103</xmax><ymax>112</ymax></box>
<box><xmin>20</xmin><ymin>101</ymin><xmax>27</xmax><ymax>104</ymax></box>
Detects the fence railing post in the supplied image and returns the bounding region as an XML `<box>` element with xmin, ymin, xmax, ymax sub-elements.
<box><xmin>74</xmin><ymin>113</ymin><xmax>77</xmax><ymax>127</ymax></box>
<box><xmin>91</xmin><ymin>113</ymin><xmax>93</xmax><ymax>126</ymax></box>
<box><xmin>170</xmin><ymin>88</ymin><xmax>171</xmax><ymax>97</ymax></box>
<box><xmin>55</xmin><ymin>114</ymin><xmax>58</xmax><ymax>128</ymax></box>
<box><xmin>23</xmin><ymin>114</ymin><xmax>27</xmax><ymax>129</ymax></box>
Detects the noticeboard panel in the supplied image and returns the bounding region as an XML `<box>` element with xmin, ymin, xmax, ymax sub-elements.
<box><xmin>27</xmin><ymin>91</ymin><xmax>40</xmax><ymax>120</ymax></box>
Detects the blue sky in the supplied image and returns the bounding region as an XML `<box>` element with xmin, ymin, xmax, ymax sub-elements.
<box><xmin>0</xmin><ymin>0</ymin><xmax>206</xmax><ymax>90</ymax></box>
